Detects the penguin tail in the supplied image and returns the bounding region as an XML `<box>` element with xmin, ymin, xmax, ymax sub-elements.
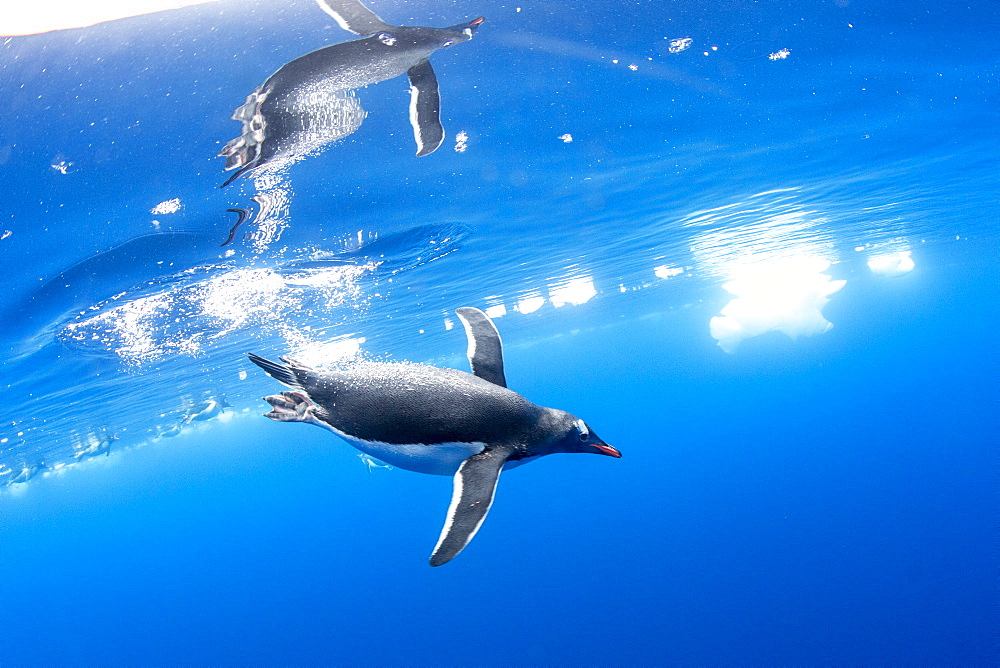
<box><xmin>220</xmin><ymin>162</ymin><xmax>257</xmax><ymax>188</ymax></box>
<box><xmin>247</xmin><ymin>353</ymin><xmax>302</xmax><ymax>388</ymax></box>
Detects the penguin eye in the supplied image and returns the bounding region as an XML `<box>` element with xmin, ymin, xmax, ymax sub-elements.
<box><xmin>578</xmin><ymin>431</ymin><xmax>589</xmax><ymax>442</ymax></box>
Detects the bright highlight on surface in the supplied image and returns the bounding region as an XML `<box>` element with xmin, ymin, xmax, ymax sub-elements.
<box><xmin>288</xmin><ymin>337</ymin><xmax>365</xmax><ymax>367</ymax></box>
<box><xmin>1</xmin><ymin>0</ymin><xmax>220</xmax><ymax>36</ymax></box>
<box><xmin>867</xmin><ymin>251</ymin><xmax>915</xmax><ymax>277</ymax></box>
<box><xmin>654</xmin><ymin>265</ymin><xmax>684</xmax><ymax>279</ymax></box>
<box><xmin>516</xmin><ymin>295</ymin><xmax>545</xmax><ymax>314</ymax></box>
<box><xmin>60</xmin><ymin>263</ymin><xmax>369</xmax><ymax>365</ymax></box>
<box><xmin>710</xmin><ymin>256</ymin><xmax>846</xmax><ymax>354</ymax></box>
<box><xmin>549</xmin><ymin>277</ymin><xmax>597</xmax><ymax>307</ymax></box>
<box><xmin>484</xmin><ymin>304</ymin><xmax>507</xmax><ymax>319</ymax></box>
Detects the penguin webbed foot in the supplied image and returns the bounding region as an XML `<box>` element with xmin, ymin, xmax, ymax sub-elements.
<box><xmin>263</xmin><ymin>391</ymin><xmax>315</xmax><ymax>422</ymax></box>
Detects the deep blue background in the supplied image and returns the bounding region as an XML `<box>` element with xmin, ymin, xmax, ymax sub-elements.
<box><xmin>1</xmin><ymin>0</ymin><xmax>997</xmax><ymax>664</ymax></box>
<box><xmin>2</xmin><ymin>243</ymin><xmax>994</xmax><ymax>664</ymax></box>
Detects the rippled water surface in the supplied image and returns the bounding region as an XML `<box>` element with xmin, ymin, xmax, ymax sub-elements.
<box><xmin>1</xmin><ymin>0</ymin><xmax>996</xmax><ymax>664</ymax></box>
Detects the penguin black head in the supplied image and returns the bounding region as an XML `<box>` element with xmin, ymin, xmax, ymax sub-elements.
<box><xmin>378</xmin><ymin>18</ymin><xmax>482</xmax><ymax>51</ymax></box>
<box><xmin>439</xmin><ymin>16</ymin><xmax>484</xmax><ymax>47</ymax></box>
<box><xmin>546</xmin><ymin>413</ymin><xmax>621</xmax><ymax>459</ymax></box>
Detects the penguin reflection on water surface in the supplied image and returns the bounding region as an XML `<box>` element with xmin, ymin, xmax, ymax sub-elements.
<box><xmin>248</xmin><ymin>307</ymin><xmax>621</xmax><ymax>566</ymax></box>
<box><xmin>220</xmin><ymin>0</ymin><xmax>484</xmax><ymax>186</ymax></box>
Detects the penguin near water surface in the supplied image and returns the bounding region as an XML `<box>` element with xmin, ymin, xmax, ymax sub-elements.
<box><xmin>220</xmin><ymin>0</ymin><xmax>484</xmax><ymax>186</ymax></box>
<box><xmin>248</xmin><ymin>307</ymin><xmax>621</xmax><ymax>566</ymax></box>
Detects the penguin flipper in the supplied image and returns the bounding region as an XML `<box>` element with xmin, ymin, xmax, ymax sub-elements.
<box><xmin>314</xmin><ymin>0</ymin><xmax>392</xmax><ymax>35</ymax></box>
<box><xmin>430</xmin><ymin>445</ymin><xmax>514</xmax><ymax>566</ymax></box>
<box><xmin>220</xmin><ymin>159</ymin><xmax>259</xmax><ymax>188</ymax></box>
<box><xmin>407</xmin><ymin>60</ymin><xmax>444</xmax><ymax>157</ymax></box>
<box><xmin>456</xmin><ymin>307</ymin><xmax>507</xmax><ymax>388</ymax></box>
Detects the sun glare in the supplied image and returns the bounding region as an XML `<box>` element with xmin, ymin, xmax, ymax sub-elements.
<box><xmin>709</xmin><ymin>255</ymin><xmax>846</xmax><ymax>354</ymax></box>
<box><xmin>1</xmin><ymin>0</ymin><xmax>220</xmax><ymax>36</ymax></box>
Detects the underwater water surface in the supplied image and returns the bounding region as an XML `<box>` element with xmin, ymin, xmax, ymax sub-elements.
<box><xmin>1</xmin><ymin>0</ymin><xmax>996</xmax><ymax>664</ymax></box>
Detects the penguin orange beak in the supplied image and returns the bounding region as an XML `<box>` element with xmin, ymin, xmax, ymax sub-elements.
<box><xmin>449</xmin><ymin>16</ymin><xmax>484</xmax><ymax>32</ymax></box>
<box><xmin>594</xmin><ymin>444</ymin><xmax>622</xmax><ymax>458</ymax></box>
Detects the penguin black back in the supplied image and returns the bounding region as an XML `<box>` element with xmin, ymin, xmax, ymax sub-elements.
<box><xmin>247</xmin><ymin>307</ymin><xmax>620</xmax><ymax>566</ymax></box>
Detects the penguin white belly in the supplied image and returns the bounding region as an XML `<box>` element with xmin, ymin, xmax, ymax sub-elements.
<box><xmin>321</xmin><ymin>423</ymin><xmax>486</xmax><ymax>476</ymax></box>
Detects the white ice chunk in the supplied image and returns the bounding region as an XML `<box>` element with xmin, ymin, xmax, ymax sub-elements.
<box><xmin>710</xmin><ymin>256</ymin><xmax>846</xmax><ymax>354</ymax></box>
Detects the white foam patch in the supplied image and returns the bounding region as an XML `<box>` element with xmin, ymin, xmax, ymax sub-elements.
<box><xmin>484</xmin><ymin>304</ymin><xmax>507</xmax><ymax>319</ymax></box>
<box><xmin>868</xmin><ymin>251</ymin><xmax>915</xmax><ymax>277</ymax></box>
<box><xmin>61</xmin><ymin>262</ymin><xmax>369</xmax><ymax>365</ymax></box>
<box><xmin>150</xmin><ymin>198</ymin><xmax>182</xmax><ymax>215</ymax></box>
<box><xmin>286</xmin><ymin>336</ymin><xmax>365</xmax><ymax>367</ymax></box>
<box><xmin>667</xmin><ymin>37</ymin><xmax>693</xmax><ymax>54</ymax></box>
<box><xmin>62</xmin><ymin>293</ymin><xmax>179</xmax><ymax>364</ymax></box>
<box><xmin>709</xmin><ymin>256</ymin><xmax>846</xmax><ymax>354</ymax></box>
<box><xmin>197</xmin><ymin>269</ymin><xmax>287</xmax><ymax>329</ymax></box>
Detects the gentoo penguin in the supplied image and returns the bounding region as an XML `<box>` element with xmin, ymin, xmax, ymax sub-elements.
<box><xmin>73</xmin><ymin>428</ymin><xmax>116</xmax><ymax>460</ymax></box>
<box><xmin>8</xmin><ymin>462</ymin><xmax>49</xmax><ymax>485</ymax></box>
<box><xmin>248</xmin><ymin>307</ymin><xmax>621</xmax><ymax>566</ymax></box>
<box><xmin>219</xmin><ymin>0</ymin><xmax>484</xmax><ymax>186</ymax></box>
<box><xmin>183</xmin><ymin>396</ymin><xmax>232</xmax><ymax>424</ymax></box>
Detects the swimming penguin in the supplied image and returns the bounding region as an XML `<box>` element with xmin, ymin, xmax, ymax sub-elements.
<box><xmin>248</xmin><ymin>307</ymin><xmax>621</xmax><ymax>566</ymax></box>
<box><xmin>8</xmin><ymin>462</ymin><xmax>49</xmax><ymax>485</ymax></box>
<box><xmin>219</xmin><ymin>0</ymin><xmax>484</xmax><ymax>186</ymax></box>
<box><xmin>183</xmin><ymin>396</ymin><xmax>233</xmax><ymax>424</ymax></box>
<box><xmin>73</xmin><ymin>428</ymin><xmax>117</xmax><ymax>460</ymax></box>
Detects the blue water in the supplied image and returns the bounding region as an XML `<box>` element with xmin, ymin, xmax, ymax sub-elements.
<box><xmin>1</xmin><ymin>0</ymin><xmax>996</xmax><ymax>664</ymax></box>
